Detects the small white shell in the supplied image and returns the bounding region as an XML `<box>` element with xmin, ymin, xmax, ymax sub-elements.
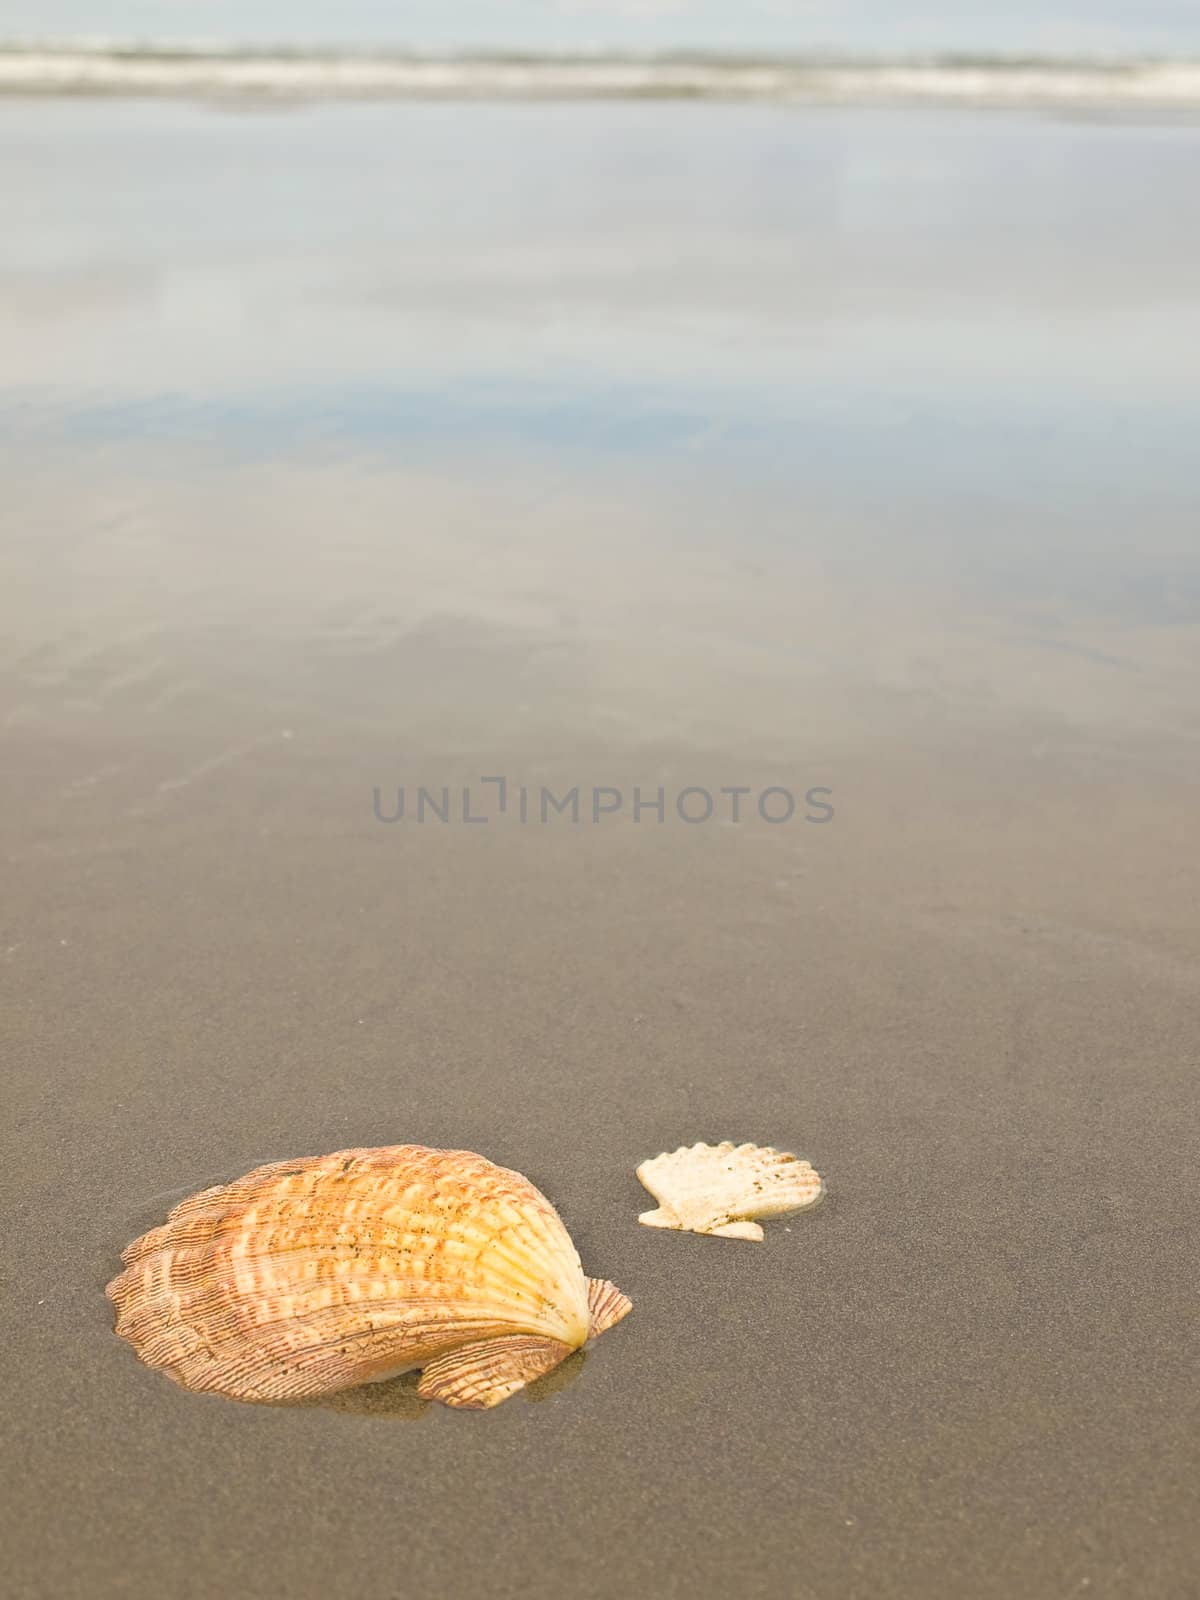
<box><xmin>636</xmin><ymin>1140</ymin><xmax>824</xmax><ymax>1241</ymax></box>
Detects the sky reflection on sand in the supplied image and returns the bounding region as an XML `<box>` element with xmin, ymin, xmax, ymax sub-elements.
<box><xmin>2</xmin><ymin>99</ymin><xmax>1199</xmax><ymax>758</ymax></box>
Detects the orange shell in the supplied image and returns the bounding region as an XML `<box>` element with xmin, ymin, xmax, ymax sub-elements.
<box><xmin>107</xmin><ymin>1145</ymin><xmax>631</xmax><ymax>1409</ymax></box>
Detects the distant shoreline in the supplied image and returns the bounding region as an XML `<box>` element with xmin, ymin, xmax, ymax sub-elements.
<box><xmin>3</xmin><ymin>43</ymin><xmax>1200</xmax><ymax>108</ymax></box>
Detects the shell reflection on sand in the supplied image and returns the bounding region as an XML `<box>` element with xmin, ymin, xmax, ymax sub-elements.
<box><xmin>637</xmin><ymin>1141</ymin><xmax>824</xmax><ymax>1241</ymax></box>
<box><xmin>106</xmin><ymin>1144</ymin><xmax>631</xmax><ymax>1410</ymax></box>
<box><xmin>316</xmin><ymin>1369</ymin><xmax>432</xmax><ymax>1421</ymax></box>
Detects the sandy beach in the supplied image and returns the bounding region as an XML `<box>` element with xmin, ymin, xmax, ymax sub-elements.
<box><xmin>2</xmin><ymin>98</ymin><xmax>1199</xmax><ymax>1599</ymax></box>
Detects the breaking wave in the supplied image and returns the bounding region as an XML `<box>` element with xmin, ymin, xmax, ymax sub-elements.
<box><xmin>2</xmin><ymin>42</ymin><xmax>1200</xmax><ymax>108</ymax></box>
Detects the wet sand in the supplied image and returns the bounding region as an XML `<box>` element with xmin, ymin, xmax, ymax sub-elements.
<box><xmin>2</xmin><ymin>100</ymin><xmax>1199</xmax><ymax>1599</ymax></box>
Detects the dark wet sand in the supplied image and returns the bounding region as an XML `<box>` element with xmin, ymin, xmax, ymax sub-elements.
<box><xmin>3</xmin><ymin>100</ymin><xmax>1200</xmax><ymax>1599</ymax></box>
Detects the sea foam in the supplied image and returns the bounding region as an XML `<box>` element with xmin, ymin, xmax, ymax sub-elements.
<box><xmin>2</xmin><ymin>43</ymin><xmax>1199</xmax><ymax>108</ymax></box>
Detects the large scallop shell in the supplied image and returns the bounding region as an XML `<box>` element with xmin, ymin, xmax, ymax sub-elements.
<box><xmin>636</xmin><ymin>1140</ymin><xmax>823</xmax><ymax>1241</ymax></box>
<box><xmin>107</xmin><ymin>1145</ymin><xmax>631</xmax><ymax>1409</ymax></box>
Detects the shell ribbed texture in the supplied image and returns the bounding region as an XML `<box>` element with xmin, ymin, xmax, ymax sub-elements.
<box><xmin>107</xmin><ymin>1145</ymin><xmax>593</xmax><ymax>1402</ymax></box>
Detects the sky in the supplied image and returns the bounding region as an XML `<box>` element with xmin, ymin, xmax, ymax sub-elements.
<box><xmin>1</xmin><ymin>0</ymin><xmax>1198</xmax><ymax>56</ymax></box>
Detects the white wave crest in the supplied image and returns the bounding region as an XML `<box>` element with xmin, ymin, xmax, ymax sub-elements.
<box><xmin>1</xmin><ymin>44</ymin><xmax>1199</xmax><ymax>108</ymax></box>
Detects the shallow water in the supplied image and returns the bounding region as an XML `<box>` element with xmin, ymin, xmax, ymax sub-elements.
<box><xmin>2</xmin><ymin>99</ymin><xmax>1198</xmax><ymax>1600</ymax></box>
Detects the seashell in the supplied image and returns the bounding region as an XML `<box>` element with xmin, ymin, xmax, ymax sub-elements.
<box><xmin>636</xmin><ymin>1140</ymin><xmax>823</xmax><ymax>1241</ymax></box>
<box><xmin>107</xmin><ymin>1145</ymin><xmax>631</xmax><ymax>1410</ymax></box>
